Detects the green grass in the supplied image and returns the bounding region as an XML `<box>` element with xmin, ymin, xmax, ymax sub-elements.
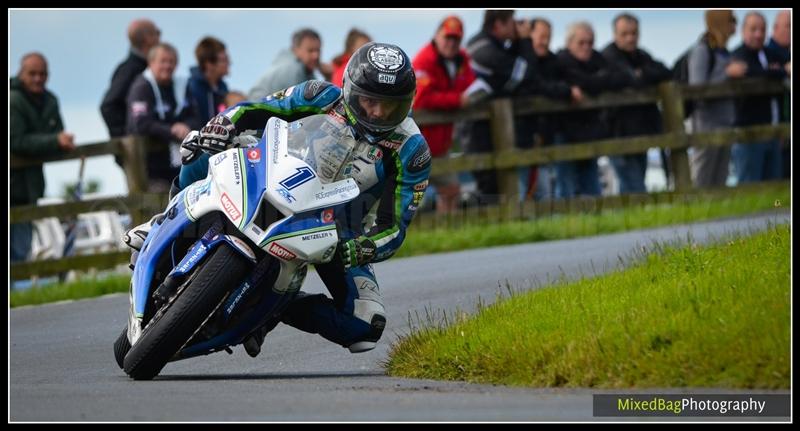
<box><xmin>386</xmin><ymin>223</ymin><xmax>790</xmax><ymax>388</ymax></box>
<box><xmin>396</xmin><ymin>182</ymin><xmax>789</xmax><ymax>257</ymax></box>
<box><xmin>11</xmin><ymin>182</ymin><xmax>789</xmax><ymax>308</ymax></box>
<box><xmin>10</xmin><ymin>275</ymin><xmax>130</xmax><ymax>308</ymax></box>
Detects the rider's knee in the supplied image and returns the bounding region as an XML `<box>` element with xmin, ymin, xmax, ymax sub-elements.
<box><xmin>348</xmin><ymin>301</ymin><xmax>386</xmax><ymax>353</ymax></box>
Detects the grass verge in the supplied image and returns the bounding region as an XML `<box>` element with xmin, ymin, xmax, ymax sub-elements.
<box><xmin>396</xmin><ymin>182</ymin><xmax>789</xmax><ymax>257</ymax></box>
<box><xmin>10</xmin><ymin>275</ymin><xmax>130</xmax><ymax>308</ymax></box>
<box><xmin>385</xmin><ymin>223</ymin><xmax>790</xmax><ymax>389</ymax></box>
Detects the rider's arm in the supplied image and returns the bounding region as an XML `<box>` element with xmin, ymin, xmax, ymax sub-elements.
<box><xmin>365</xmin><ymin>134</ymin><xmax>432</xmax><ymax>262</ymax></box>
<box><xmin>224</xmin><ymin>80</ymin><xmax>340</xmax><ymax>132</ymax></box>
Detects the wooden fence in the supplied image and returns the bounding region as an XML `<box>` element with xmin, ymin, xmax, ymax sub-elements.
<box><xmin>9</xmin><ymin>77</ymin><xmax>790</xmax><ymax>280</ymax></box>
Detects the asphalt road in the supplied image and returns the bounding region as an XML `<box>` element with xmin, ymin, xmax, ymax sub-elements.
<box><xmin>9</xmin><ymin>211</ymin><xmax>790</xmax><ymax>421</ymax></box>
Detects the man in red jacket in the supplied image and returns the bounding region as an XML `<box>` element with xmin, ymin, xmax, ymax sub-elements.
<box><xmin>412</xmin><ymin>15</ymin><xmax>476</xmax><ymax>214</ymax></box>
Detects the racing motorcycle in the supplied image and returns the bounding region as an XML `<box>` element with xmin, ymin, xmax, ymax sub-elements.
<box><xmin>114</xmin><ymin>114</ymin><xmax>367</xmax><ymax>380</ymax></box>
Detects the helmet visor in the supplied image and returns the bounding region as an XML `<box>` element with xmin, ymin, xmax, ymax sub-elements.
<box><xmin>343</xmin><ymin>80</ymin><xmax>413</xmax><ymax>134</ymax></box>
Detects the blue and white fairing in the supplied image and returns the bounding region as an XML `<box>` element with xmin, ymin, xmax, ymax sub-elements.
<box><xmin>127</xmin><ymin>115</ymin><xmax>362</xmax><ymax>347</ymax></box>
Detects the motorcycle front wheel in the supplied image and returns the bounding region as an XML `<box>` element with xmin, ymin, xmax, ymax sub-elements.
<box><xmin>122</xmin><ymin>245</ymin><xmax>250</xmax><ymax>380</ymax></box>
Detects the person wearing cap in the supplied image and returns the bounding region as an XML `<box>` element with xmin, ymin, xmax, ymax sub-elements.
<box><xmin>412</xmin><ymin>15</ymin><xmax>476</xmax><ymax>214</ymax></box>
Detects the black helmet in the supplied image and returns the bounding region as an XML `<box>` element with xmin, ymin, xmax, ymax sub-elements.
<box><xmin>342</xmin><ymin>42</ymin><xmax>416</xmax><ymax>144</ymax></box>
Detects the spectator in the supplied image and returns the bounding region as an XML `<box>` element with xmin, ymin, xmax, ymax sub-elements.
<box><xmin>10</xmin><ymin>52</ymin><xmax>76</xmax><ymax>264</ymax></box>
<box><xmin>462</xmin><ymin>10</ymin><xmax>554</xmax><ymax>205</ymax></box>
<box><xmin>730</xmin><ymin>12</ymin><xmax>788</xmax><ymax>184</ymax></box>
<box><xmin>767</xmin><ymin>10</ymin><xmax>791</xmax><ymax>63</ymax></box>
<box><xmin>127</xmin><ymin>43</ymin><xmax>201</xmax><ymax>192</ymax></box>
<box><xmin>528</xmin><ymin>17</ymin><xmax>581</xmax><ymax>201</ymax></box>
<box><xmin>189</xmin><ymin>36</ymin><xmax>230</xmax><ymax>124</ymax></box>
<box><xmin>766</xmin><ymin>10</ymin><xmax>790</xmax><ymax>180</ymax></box>
<box><xmin>249</xmin><ymin>28</ymin><xmax>323</xmax><ymax>100</ymax></box>
<box><xmin>331</xmin><ymin>28</ymin><xmax>371</xmax><ymax>87</ymax></box>
<box><xmin>100</xmin><ymin>19</ymin><xmax>161</xmax><ymax>158</ymax></box>
<box><xmin>224</xmin><ymin>90</ymin><xmax>247</xmax><ymax>108</ymax></box>
<box><xmin>554</xmin><ymin>21</ymin><xmax>630</xmax><ymax>198</ymax></box>
<box><xmin>602</xmin><ymin>13</ymin><xmax>671</xmax><ymax>194</ymax></box>
<box><xmin>688</xmin><ymin>9</ymin><xmax>743</xmax><ymax>189</ymax></box>
<box><xmin>412</xmin><ymin>15</ymin><xmax>476</xmax><ymax>214</ymax></box>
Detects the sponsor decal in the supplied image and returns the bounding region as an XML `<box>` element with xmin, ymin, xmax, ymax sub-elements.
<box><xmin>247</xmin><ymin>148</ymin><xmax>261</xmax><ymax>163</ymax></box>
<box><xmin>226</xmin><ymin>281</ymin><xmax>251</xmax><ymax>315</ymax></box>
<box><xmin>301</xmin><ymin>231</ymin><xmax>334</xmax><ymax>241</ymax></box>
<box><xmin>268</xmin><ymin>242</ymin><xmax>296</xmax><ymax>261</ymax></box>
<box><xmin>321</xmin><ymin>208</ymin><xmax>335</xmax><ymax>223</ymax></box>
<box><xmin>379</xmin><ymin>140</ymin><xmax>402</xmax><ymax>151</ymax></box>
<box><xmin>304</xmin><ymin>80</ymin><xmax>331</xmax><ymax>100</ymax></box>
<box><xmin>220</xmin><ymin>192</ymin><xmax>242</xmax><ymax>221</ymax></box>
<box><xmin>315</xmin><ymin>183</ymin><xmax>359</xmax><ymax>200</ymax></box>
<box><xmin>327</xmin><ymin>109</ymin><xmax>346</xmax><ymax>124</ymax></box>
<box><xmin>407</xmin><ymin>203</ymin><xmax>419</xmax><ymax>212</ymax></box>
<box><xmin>358</xmin><ymin>278</ymin><xmax>379</xmax><ymax>293</ymax></box>
<box><xmin>212</xmin><ymin>152</ymin><xmax>228</xmax><ymax>165</ymax></box>
<box><xmin>367</xmin><ymin>147</ymin><xmax>383</xmax><ymax>161</ymax></box>
<box><xmin>232</xmin><ymin>152</ymin><xmax>241</xmax><ymax>185</ymax></box>
<box><xmin>408</xmin><ymin>145</ymin><xmax>431</xmax><ymax>173</ymax></box>
<box><xmin>377</xmin><ymin>73</ymin><xmax>396</xmax><ymax>84</ymax></box>
<box><xmin>178</xmin><ymin>243</ymin><xmax>207</xmax><ymax>274</ymax></box>
<box><xmin>275</xmin><ymin>187</ymin><xmax>296</xmax><ymax>204</ymax></box>
<box><xmin>271</xmin><ymin>122</ymin><xmax>281</xmax><ymax>164</ymax></box>
<box><xmin>413</xmin><ymin>180</ymin><xmax>429</xmax><ymax>191</ymax></box>
<box><xmin>279</xmin><ymin>166</ymin><xmax>316</xmax><ymax>190</ymax></box>
<box><xmin>367</xmin><ymin>45</ymin><xmax>405</xmax><ymax>72</ymax></box>
<box><xmin>412</xmin><ymin>190</ymin><xmax>425</xmax><ymax>206</ymax></box>
<box><xmin>186</xmin><ymin>180</ymin><xmax>212</xmax><ymax>206</ymax></box>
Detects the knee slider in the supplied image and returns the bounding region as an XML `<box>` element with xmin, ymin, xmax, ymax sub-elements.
<box><xmin>348</xmin><ymin>314</ymin><xmax>386</xmax><ymax>353</ymax></box>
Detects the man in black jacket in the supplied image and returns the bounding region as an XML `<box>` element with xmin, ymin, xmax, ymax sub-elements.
<box><xmin>529</xmin><ymin>17</ymin><xmax>582</xmax><ymax>201</ymax></box>
<box><xmin>554</xmin><ymin>21</ymin><xmax>630</xmax><ymax>198</ymax></box>
<box><xmin>100</xmin><ymin>19</ymin><xmax>160</xmax><ymax>155</ymax></box>
<box><xmin>730</xmin><ymin>12</ymin><xmax>788</xmax><ymax>183</ymax></box>
<box><xmin>463</xmin><ymin>10</ymin><xmax>569</xmax><ymax>204</ymax></box>
<box><xmin>601</xmin><ymin>13</ymin><xmax>671</xmax><ymax>194</ymax></box>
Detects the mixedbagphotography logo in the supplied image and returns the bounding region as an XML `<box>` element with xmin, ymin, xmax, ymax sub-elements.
<box><xmin>593</xmin><ymin>394</ymin><xmax>790</xmax><ymax>417</ymax></box>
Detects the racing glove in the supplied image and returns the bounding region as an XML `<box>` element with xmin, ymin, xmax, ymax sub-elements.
<box><xmin>179</xmin><ymin>130</ymin><xmax>202</xmax><ymax>165</ymax></box>
<box><xmin>198</xmin><ymin>114</ymin><xmax>237</xmax><ymax>154</ymax></box>
<box><xmin>340</xmin><ymin>236</ymin><xmax>377</xmax><ymax>269</ymax></box>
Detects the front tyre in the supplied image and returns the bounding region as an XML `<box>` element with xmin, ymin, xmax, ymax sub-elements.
<box><xmin>113</xmin><ymin>327</ymin><xmax>131</xmax><ymax>369</ymax></box>
<box><xmin>123</xmin><ymin>246</ymin><xmax>249</xmax><ymax>380</ymax></box>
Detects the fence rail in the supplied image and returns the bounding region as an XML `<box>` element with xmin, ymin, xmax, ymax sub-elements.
<box><xmin>10</xmin><ymin>77</ymin><xmax>790</xmax><ymax>280</ymax></box>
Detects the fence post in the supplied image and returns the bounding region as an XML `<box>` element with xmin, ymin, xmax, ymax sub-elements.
<box><xmin>119</xmin><ymin>136</ymin><xmax>149</xmax><ymax>224</ymax></box>
<box><xmin>488</xmin><ymin>98</ymin><xmax>519</xmax><ymax>219</ymax></box>
<box><xmin>658</xmin><ymin>81</ymin><xmax>692</xmax><ymax>192</ymax></box>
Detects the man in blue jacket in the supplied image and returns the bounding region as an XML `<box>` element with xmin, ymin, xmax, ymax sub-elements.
<box><xmin>125</xmin><ymin>42</ymin><xmax>430</xmax><ymax>356</ymax></box>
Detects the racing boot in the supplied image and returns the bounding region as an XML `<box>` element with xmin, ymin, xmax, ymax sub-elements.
<box><xmin>243</xmin><ymin>318</ymin><xmax>280</xmax><ymax>358</ymax></box>
<box><xmin>122</xmin><ymin>177</ymin><xmax>182</xmax><ymax>252</ymax></box>
<box><xmin>122</xmin><ymin>213</ymin><xmax>160</xmax><ymax>252</ymax></box>
<box><xmin>243</xmin><ymin>291</ymin><xmax>314</xmax><ymax>357</ymax></box>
